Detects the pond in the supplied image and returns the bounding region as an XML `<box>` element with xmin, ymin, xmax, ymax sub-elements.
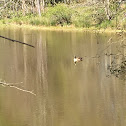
<box><xmin>0</xmin><ymin>27</ymin><xmax>126</xmax><ymax>126</ymax></box>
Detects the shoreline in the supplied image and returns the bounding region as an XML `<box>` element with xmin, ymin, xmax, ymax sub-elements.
<box><xmin>0</xmin><ymin>23</ymin><xmax>126</xmax><ymax>33</ymax></box>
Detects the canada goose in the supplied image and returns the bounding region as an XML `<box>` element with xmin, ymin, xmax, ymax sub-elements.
<box><xmin>74</xmin><ymin>56</ymin><xmax>83</xmax><ymax>65</ymax></box>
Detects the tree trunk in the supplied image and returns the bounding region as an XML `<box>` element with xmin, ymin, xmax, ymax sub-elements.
<box><xmin>41</xmin><ymin>0</ymin><xmax>45</xmax><ymax>13</ymax></box>
<box><xmin>36</xmin><ymin>0</ymin><xmax>41</xmax><ymax>16</ymax></box>
<box><xmin>22</xmin><ymin>0</ymin><xmax>26</xmax><ymax>15</ymax></box>
<box><xmin>104</xmin><ymin>0</ymin><xmax>111</xmax><ymax>20</ymax></box>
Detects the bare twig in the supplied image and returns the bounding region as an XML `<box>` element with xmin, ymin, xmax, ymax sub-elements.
<box><xmin>0</xmin><ymin>81</ymin><xmax>36</xmax><ymax>96</ymax></box>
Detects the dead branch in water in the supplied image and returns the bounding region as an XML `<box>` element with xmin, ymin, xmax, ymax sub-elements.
<box><xmin>0</xmin><ymin>81</ymin><xmax>36</xmax><ymax>96</ymax></box>
<box><xmin>0</xmin><ymin>35</ymin><xmax>35</xmax><ymax>48</ymax></box>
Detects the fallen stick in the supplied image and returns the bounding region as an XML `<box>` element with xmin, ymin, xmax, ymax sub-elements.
<box><xmin>0</xmin><ymin>35</ymin><xmax>35</xmax><ymax>48</ymax></box>
<box><xmin>0</xmin><ymin>81</ymin><xmax>36</xmax><ymax>96</ymax></box>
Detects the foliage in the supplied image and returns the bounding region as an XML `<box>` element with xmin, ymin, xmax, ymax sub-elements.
<box><xmin>44</xmin><ymin>4</ymin><xmax>72</xmax><ymax>26</ymax></box>
<box><xmin>98</xmin><ymin>20</ymin><xmax>111</xmax><ymax>28</ymax></box>
<box><xmin>29</xmin><ymin>17</ymin><xmax>50</xmax><ymax>26</ymax></box>
<box><xmin>72</xmin><ymin>13</ymin><xmax>92</xmax><ymax>27</ymax></box>
<box><xmin>116</xmin><ymin>11</ymin><xmax>126</xmax><ymax>29</ymax></box>
<box><xmin>20</xmin><ymin>4</ymin><xmax>73</xmax><ymax>26</ymax></box>
<box><xmin>0</xmin><ymin>3</ymin><xmax>126</xmax><ymax>30</ymax></box>
<box><xmin>93</xmin><ymin>7</ymin><xmax>107</xmax><ymax>25</ymax></box>
<box><xmin>71</xmin><ymin>5</ymin><xmax>108</xmax><ymax>28</ymax></box>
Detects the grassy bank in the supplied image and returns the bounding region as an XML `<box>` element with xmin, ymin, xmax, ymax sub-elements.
<box><xmin>0</xmin><ymin>3</ymin><xmax>126</xmax><ymax>30</ymax></box>
<box><xmin>1</xmin><ymin>24</ymin><xmax>126</xmax><ymax>34</ymax></box>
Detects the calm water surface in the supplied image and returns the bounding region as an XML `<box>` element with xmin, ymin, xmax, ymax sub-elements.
<box><xmin>0</xmin><ymin>27</ymin><xmax>126</xmax><ymax>126</ymax></box>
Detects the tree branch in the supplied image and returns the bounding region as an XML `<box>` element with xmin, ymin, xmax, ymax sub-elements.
<box><xmin>0</xmin><ymin>35</ymin><xmax>35</xmax><ymax>48</ymax></box>
<box><xmin>0</xmin><ymin>81</ymin><xmax>36</xmax><ymax>96</ymax></box>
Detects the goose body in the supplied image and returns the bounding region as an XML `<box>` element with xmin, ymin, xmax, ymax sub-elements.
<box><xmin>74</xmin><ymin>56</ymin><xmax>83</xmax><ymax>64</ymax></box>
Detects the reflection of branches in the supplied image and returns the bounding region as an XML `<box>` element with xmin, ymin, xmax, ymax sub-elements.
<box><xmin>97</xmin><ymin>33</ymin><xmax>125</xmax><ymax>55</ymax></box>
<box><xmin>104</xmin><ymin>33</ymin><xmax>126</xmax><ymax>79</ymax></box>
<box><xmin>92</xmin><ymin>32</ymin><xmax>126</xmax><ymax>79</ymax></box>
<box><xmin>98</xmin><ymin>37</ymin><xmax>116</xmax><ymax>55</ymax></box>
<box><xmin>0</xmin><ymin>81</ymin><xmax>36</xmax><ymax>96</ymax></box>
<box><xmin>85</xmin><ymin>32</ymin><xmax>126</xmax><ymax>61</ymax></box>
<box><xmin>83</xmin><ymin>37</ymin><xmax>114</xmax><ymax>59</ymax></box>
<box><xmin>105</xmin><ymin>53</ymin><xmax>126</xmax><ymax>57</ymax></box>
<box><xmin>107</xmin><ymin>59</ymin><xmax>126</xmax><ymax>79</ymax></box>
<box><xmin>83</xmin><ymin>32</ymin><xmax>126</xmax><ymax>79</ymax></box>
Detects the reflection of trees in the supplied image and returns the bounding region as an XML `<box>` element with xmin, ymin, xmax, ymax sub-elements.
<box><xmin>103</xmin><ymin>32</ymin><xmax>126</xmax><ymax>79</ymax></box>
<box><xmin>35</xmin><ymin>32</ymin><xmax>49</xmax><ymax>126</ymax></box>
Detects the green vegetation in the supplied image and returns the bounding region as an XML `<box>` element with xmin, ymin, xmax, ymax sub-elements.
<box><xmin>0</xmin><ymin>3</ymin><xmax>126</xmax><ymax>30</ymax></box>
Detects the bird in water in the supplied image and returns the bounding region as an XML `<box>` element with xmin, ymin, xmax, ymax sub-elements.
<box><xmin>74</xmin><ymin>56</ymin><xmax>83</xmax><ymax>65</ymax></box>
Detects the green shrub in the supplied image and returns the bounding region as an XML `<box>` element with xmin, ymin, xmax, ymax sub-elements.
<box><xmin>118</xmin><ymin>18</ymin><xmax>126</xmax><ymax>29</ymax></box>
<box><xmin>72</xmin><ymin>14</ymin><xmax>91</xmax><ymax>27</ymax></box>
<box><xmin>29</xmin><ymin>17</ymin><xmax>50</xmax><ymax>26</ymax></box>
<box><xmin>93</xmin><ymin>8</ymin><xmax>107</xmax><ymax>25</ymax></box>
<box><xmin>122</xmin><ymin>19</ymin><xmax>126</xmax><ymax>29</ymax></box>
<box><xmin>0</xmin><ymin>3</ymin><xmax>125</xmax><ymax>30</ymax></box>
<box><xmin>99</xmin><ymin>20</ymin><xmax>111</xmax><ymax>28</ymax></box>
<box><xmin>71</xmin><ymin>8</ymin><xmax>93</xmax><ymax>28</ymax></box>
<box><xmin>1</xmin><ymin>19</ymin><xmax>6</xmax><ymax>24</ymax></box>
<box><xmin>44</xmin><ymin>4</ymin><xmax>72</xmax><ymax>26</ymax></box>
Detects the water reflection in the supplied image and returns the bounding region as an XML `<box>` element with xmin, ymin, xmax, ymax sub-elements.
<box><xmin>0</xmin><ymin>27</ymin><xmax>126</xmax><ymax>126</ymax></box>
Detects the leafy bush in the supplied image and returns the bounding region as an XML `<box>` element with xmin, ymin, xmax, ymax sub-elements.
<box><xmin>44</xmin><ymin>4</ymin><xmax>72</xmax><ymax>26</ymax></box>
<box><xmin>93</xmin><ymin>8</ymin><xmax>107</xmax><ymax>25</ymax></box>
<box><xmin>0</xmin><ymin>3</ymin><xmax>126</xmax><ymax>30</ymax></box>
<box><xmin>99</xmin><ymin>20</ymin><xmax>111</xmax><ymax>28</ymax></box>
<box><xmin>71</xmin><ymin>7</ymin><xmax>94</xmax><ymax>28</ymax></box>
<box><xmin>116</xmin><ymin>17</ymin><xmax>126</xmax><ymax>30</ymax></box>
<box><xmin>122</xmin><ymin>19</ymin><xmax>126</xmax><ymax>29</ymax></box>
<box><xmin>72</xmin><ymin>13</ymin><xmax>92</xmax><ymax>27</ymax></box>
<box><xmin>29</xmin><ymin>17</ymin><xmax>50</xmax><ymax>26</ymax></box>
